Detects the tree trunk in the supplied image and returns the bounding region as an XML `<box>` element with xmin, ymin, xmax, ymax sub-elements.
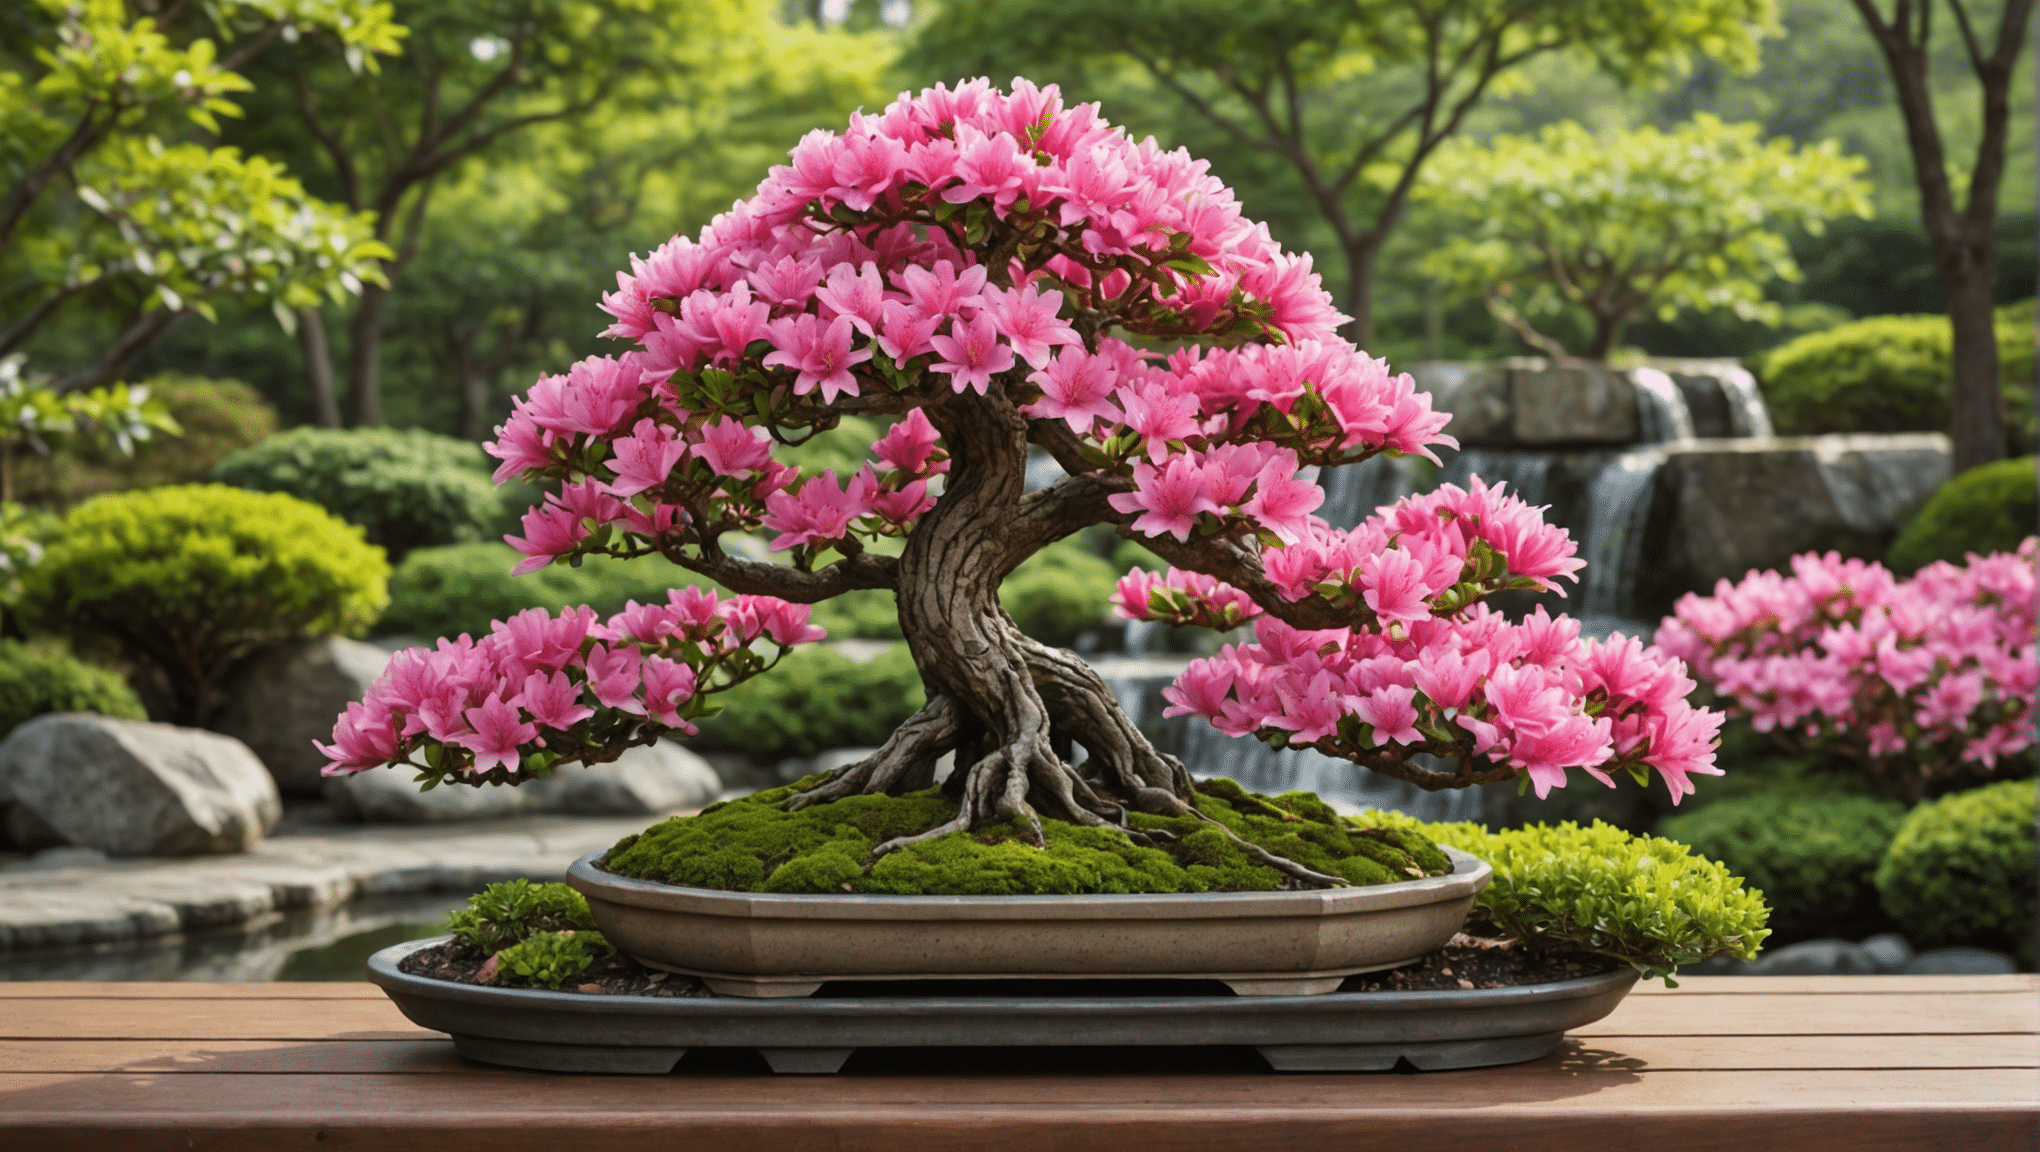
<box><xmin>778</xmin><ymin>385</ymin><xmax>1346</xmax><ymax>886</ymax></box>
<box><xmin>1340</xmin><ymin>237</ymin><xmax>1378</xmax><ymax>347</ymax></box>
<box><xmin>348</xmin><ymin>283</ymin><xmax>389</xmax><ymax>427</ymax></box>
<box><xmin>1586</xmin><ymin>310</ymin><xmax>1626</xmax><ymax>362</ymax></box>
<box><xmin>1943</xmin><ymin>234</ymin><xmax>2006</xmax><ymax>471</ymax></box>
<box><xmin>299</xmin><ymin>306</ymin><xmax>342</xmax><ymax>428</ymax></box>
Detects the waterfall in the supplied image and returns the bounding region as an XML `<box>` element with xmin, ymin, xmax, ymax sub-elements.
<box><xmin>1315</xmin><ymin>453</ymin><xmax>1431</xmax><ymax>529</ymax></box>
<box><xmin>1579</xmin><ymin>446</ymin><xmax>1668</xmax><ymax>624</ymax></box>
<box><xmin>1631</xmin><ymin>367</ymin><xmax>1697</xmax><ymax>443</ymax></box>
<box><xmin>1440</xmin><ymin>447</ymin><xmax>1551</xmax><ymax>505</ymax></box>
<box><xmin>1714</xmin><ymin>363</ymin><xmax>1775</xmax><ymax>438</ymax></box>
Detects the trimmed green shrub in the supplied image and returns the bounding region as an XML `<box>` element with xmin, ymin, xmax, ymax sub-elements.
<box><xmin>1363</xmin><ymin>812</ymin><xmax>1772</xmax><ymax>981</ymax></box>
<box><xmin>0</xmin><ymin>639</ymin><xmax>146</xmax><ymax>739</ymax></box>
<box><xmin>1876</xmin><ymin>780</ymin><xmax>2036</xmax><ymax>954</ymax></box>
<box><xmin>376</xmin><ymin>542</ymin><xmax>701</xmax><ymax>640</ymax></box>
<box><xmin>1000</xmin><ymin>536</ymin><xmax>1119</xmax><ymax>647</ymax></box>
<box><xmin>14</xmin><ymin>374</ymin><xmax>278</xmax><ymax>506</ymax></box>
<box><xmin>20</xmin><ymin>485</ymin><xmax>389</xmax><ymax>724</ymax></box>
<box><xmin>496</xmin><ymin>930</ymin><xmax>610</xmax><ymax>990</ymax></box>
<box><xmin>1657</xmin><ymin>793</ymin><xmax>1905</xmax><ymax>943</ymax></box>
<box><xmin>811</xmin><ymin>588</ymin><xmax>904</xmax><ymax>639</ymax></box>
<box><xmin>213</xmin><ymin>427</ymin><xmax>503</xmax><ymax>561</ymax></box>
<box><xmin>603</xmin><ymin>777</ymin><xmax>1448</xmax><ymax>895</ymax></box>
<box><xmin>1887</xmin><ymin>457</ymin><xmax>2037</xmax><ymax>574</ymax></box>
<box><xmin>690</xmin><ymin>643</ymin><xmax>926</xmax><ymax>763</ymax></box>
<box><xmin>445</xmin><ymin>879</ymin><xmax>598</xmax><ymax>953</ymax></box>
<box><xmin>1756</xmin><ymin>302</ymin><xmax>2035</xmax><ymax>451</ymax></box>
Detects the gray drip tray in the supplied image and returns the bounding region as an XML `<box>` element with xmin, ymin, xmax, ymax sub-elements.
<box><xmin>367</xmin><ymin>937</ymin><xmax>1639</xmax><ymax>1074</ymax></box>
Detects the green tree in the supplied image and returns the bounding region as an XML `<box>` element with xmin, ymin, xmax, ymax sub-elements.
<box><xmin>1846</xmin><ymin>0</ymin><xmax>2034</xmax><ymax>474</ymax></box>
<box><xmin>909</xmin><ymin>0</ymin><xmax>1779</xmax><ymax>345</ymax></box>
<box><xmin>0</xmin><ymin>1</ymin><xmax>400</xmax><ymax>393</ymax></box>
<box><xmin>1415</xmin><ymin>115</ymin><xmax>1873</xmax><ymax>360</ymax></box>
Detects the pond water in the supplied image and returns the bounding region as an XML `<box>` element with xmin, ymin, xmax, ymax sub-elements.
<box><xmin>0</xmin><ymin>891</ymin><xmax>467</xmax><ymax>982</ymax></box>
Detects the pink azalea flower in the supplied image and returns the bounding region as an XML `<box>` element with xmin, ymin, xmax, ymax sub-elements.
<box><xmin>983</xmin><ymin>281</ymin><xmax>1079</xmax><ymax>369</ymax></box>
<box><xmin>452</xmin><ymin>694</ymin><xmax>539</xmax><ymax>774</ymax></box>
<box><xmin>875</xmin><ymin>300</ymin><xmax>944</xmax><ymax>362</ymax></box>
<box><xmin>763</xmin><ymin>312</ymin><xmax>872</xmax><ymax>402</ymax></box>
<box><xmin>1113</xmin><ymin>378</ymin><xmax>1201</xmax><ymax>461</ymax></box>
<box><xmin>583</xmin><ymin>644</ymin><xmax>644</xmax><ymax>713</ymax></box>
<box><xmin>605</xmin><ymin>418</ymin><xmax>687</xmax><ymax>498</ymax></box>
<box><xmin>1360</xmin><ymin>547</ymin><xmax>1436</xmax><ymax>626</ymax></box>
<box><xmin>692</xmin><ymin>416</ymin><xmax>774</xmax><ymax>478</ymax></box>
<box><xmin>516</xmin><ymin>670</ymin><xmax>596</xmax><ymax>730</ymax></box>
<box><xmin>814</xmin><ymin>262</ymin><xmax>889</xmax><ymax>336</ymax></box>
<box><xmin>898</xmin><ymin>260</ymin><xmax>988</xmax><ymax>320</ymax></box>
<box><xmin>1024</xmin><ymin>350</ymin><xmax>1121</xmax><ymax>433</ymax></box>
<box><xmin>872</xmin><ymin>409</ymin><xmax>945</xmax><ymax>475</ymax></box>
<box><xmin>928</xmin><ymin>312</ymin><xmax>1015</xmax><ymax>395</ymax></box>
<box><xmin>1355</xmin><ymin>684</ymin><xmax>1423</xmax><ymax>746</ymax></box>
<box><xmin>1107</xmin><ymin>457</ymin><xmax>1221</xmax><ymax>542</ymax></box>
<box><xmin>505</xmin><ymin>503</ymin><xmax>587</xmax><ymax>575</ymax></box>
<box><xmin>639</xmin><ymin>657</ymin><xmax>698</xmax><ymax>729</ymax></box>
<box><xmin>762</xmin><ymin>468</ymin><xmax>874</xmax><ymax>551</ymax></box>
<box><xmin>317</xmin><ymin>700</ymin><xmax>402</xmax><ymax>774</ymax></box>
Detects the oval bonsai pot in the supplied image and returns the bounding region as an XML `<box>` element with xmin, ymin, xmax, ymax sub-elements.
<box><xmin>568</xmin><ymin>845</ymin><xmax>1492</xmax><ymax>997</ymax></box>
<box><xmin>367</xmin><ymin>934</ymin><xmax>1637</xmax><ymax>1075</ymax></box>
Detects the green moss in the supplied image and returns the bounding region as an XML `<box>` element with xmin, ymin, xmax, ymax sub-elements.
<box><xmin>601</xmin><ymin>777</ymin><xmax>1452</xmax><ymax>896</ymax></box>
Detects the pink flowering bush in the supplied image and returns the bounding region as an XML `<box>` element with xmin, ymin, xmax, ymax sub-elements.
<box><xmin>1656</xmin><ymin>542</ymin><xmax>2037</xmax><ymax>803</ymax></box>
<box><xmin>324</xmin><ymin>79</ymin><xmax>1723</xmax><ymax>874</ymax></box>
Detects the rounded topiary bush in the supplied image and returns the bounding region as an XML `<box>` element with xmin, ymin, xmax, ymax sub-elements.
<box><xmin>1875</xmin><ymin>780</ymin><xmax>2037</xmax><ymax>954</ymax></box>
<box><xmin>0</xmin><ymin>639</ymin><xmax>146</xmax><ymax>739</ymax></box>
<box><xmin>213</xmin><ymin>427</ymin><xmax>504</xmax><ymax>561</ymax></box>
<box><xmin>21</xmin><ymin>485</ymin><xmax>389</xmax><ymax>724</ymax></box>
<box><xmin>1755</xmin><ymin>303</ymin><xmax>2035</xmax><ymax>451</ymax></box>
<box><xmin>377</xmin><ymin>542</ymin><xmax>698</xmax><ymax>640</ymax></box>
<box><xmin>1887</xmin><ymin>457</ymin><xmax>2037</xmax><ymax>574</ymax></box>
<box><xmin>1658</xmin><ymin>792</ymin><xmax>1906</xmax><ymax>944</ymax></box>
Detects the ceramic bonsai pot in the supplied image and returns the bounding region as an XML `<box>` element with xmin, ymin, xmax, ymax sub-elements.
<box><xmin>567</xmin><ymin>845</ymin><xmax>1492</xmax><ymax>997</ymax></box>
<box><xmin>366</xmin><ymin>935</ymin><xmax>1638</xmax><ymax>1074</ymax></box>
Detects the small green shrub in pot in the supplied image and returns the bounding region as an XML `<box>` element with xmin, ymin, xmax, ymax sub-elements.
<box><xmin>445</xmin><ymin>879</ymin><xmax>599</xmax><ymax>954</ymax></box>
<box><xmin>213</xmin><ymin>427</ymin><xmax>503</xmax><ymax>561</ymax></box>
<box><xmin>0</xmin><ymin>639</ymin><xmax>146</xmax><ymax>739</ymax></box>
<box><xmin>1887</xmin><ymin>457</ymin><xmax>2038</xmax><ymax>574</ymax></box>
<box><xmin>1876</xmin><ymin>780</ymin><xmax>2037</xmax><ymax>955</ymax></box>
<box><xmin>1657</xmin><ymin>793</ymin><xmax>1905</xmax><ymax>944</ymax></box>
<box><xmin>20</xmin><ymin>485</ymin><xmax>388</xmax><ymax>725</ymax></box>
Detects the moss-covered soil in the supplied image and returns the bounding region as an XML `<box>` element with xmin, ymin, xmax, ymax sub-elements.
<box><xmin>601</xmin><ymin>776</ymin><xmax>1451</xmax><ymax>895</ymax></box>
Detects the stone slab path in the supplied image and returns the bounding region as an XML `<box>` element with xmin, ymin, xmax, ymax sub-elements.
<box><xmin>0</xmin><ymin>815</ymin><xmax>649</xmax><ymax>953</ymax></box>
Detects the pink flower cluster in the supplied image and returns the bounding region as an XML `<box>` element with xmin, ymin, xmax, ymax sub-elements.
<box><xmin>1113</xmin><ymin>567</ymin><xmax>1265</xmax><ymax>631</ymax></box>
<box><xmin>317</xmin><ymin>589</ymin><xmax>826</xmax><ymax>782</ymax></box>
<box><xmin>1163</xmin><ymin>608</ymin><xmax>1723</xmax><ymax>802</ymax></box>
<box><xmin>483</xmin><ymin>79</ymin><xmax>1457</xmax><ymax>566</ymax></box>
<box><xmin>1657</xmin><ymin>543</ymin><xmax>2037</xmax><ymax>781</ymax></box>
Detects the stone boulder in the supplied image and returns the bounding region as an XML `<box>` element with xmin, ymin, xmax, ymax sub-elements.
<box><xmin>1435</xmin><ymin>359</ymin><xmax>1640</xmax><ymax>447</ymax></box>
<box><xmin>213</xmin><ymin>637</ymin><xmax>394</xmax><ymax>795</ymax></box>
<box><xmin>324</xmin><ymin>739</ymin><xmax>721</xmax><ymax>823</ymax></box>
<box><xmin>0</xmin><ymin>715</ymin><xmax>280</xmax><ymax>856</ymax></box>
<box><xmin>1635</xmin><ymin>433</ymin><xmax>1952</xmax><ymax>617</ymax></box>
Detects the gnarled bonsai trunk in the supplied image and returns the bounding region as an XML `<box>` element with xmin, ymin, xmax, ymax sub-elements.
<box><xmin>783</xmin><ymin>384</ymin><xmax>1343</xmax><ymax>886</ymax></box>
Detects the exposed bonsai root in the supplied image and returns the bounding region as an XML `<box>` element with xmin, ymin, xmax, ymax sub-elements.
<box><xmin>783</xmin><ymin>696</ymin><xmax>960</xmax><ymax>811</ymax></box>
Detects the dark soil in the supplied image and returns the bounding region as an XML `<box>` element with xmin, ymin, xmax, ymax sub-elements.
<box><xmin>1343</xmin><ymin>933</ymin><xmax>1624</xmax><ymax>992</ymax></box>
<box><xmin>398</xmin><ymin>932</ymin><xmax>1622</xmax><ymax>997</ymax></box>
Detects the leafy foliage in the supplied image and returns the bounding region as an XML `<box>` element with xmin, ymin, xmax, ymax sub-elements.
<box><xmin>1887</xmin><ymin>457</ymin><xmax>2038</xmax><ymax>575</ymax></box>
<box><xmin>1378</xmin><ymin>815</ymin><xmax>1772</xmax><ymax>982</ymax></box>
<box><xmin>376</xmin><ymin>541</ymin><xmax>702</xmax><ymax>640</ymax></box>
<box><xmin>11</xmin><ymin>374</ymin><xmax>276</xmax><ymax>507</ymax></box>
<box><xmin>0</xmin><ymin>638</ymin><xmax>145</xmax><ymax>739</ymax></box>
<box><xmin>1875</xmin><ymin>779</ymin><xmax>2037</xmax><ymax>955</ymax></box>
<box><xmin>603</xmin><ymin>778</ymin><xmax>1447</xmax><ymax>895</ymax></box>
<box><xmin>0</xmin><ymin>355</ymin><xmax>179</xmax><ymax>502</ymax></box>
<box><xmin>690</xmin><ymin>644</ymin><xmax>926</xmax><ymax>763</ymax></box>
<box><xmin>445</xmin><ymin>878</ymin><xmax>598</xmax><ymax>954</ymax></box>
<box><xmin>19</xmin><ymin>484</ymin><xmax>388</xmax><ymax>723</ymax></box>
<box><xmin>1657</xmin><ymin>792</ymin><xmax>1904</xmax><ymax>943</ymax></box>
<box><xmin>1416</xmin><ymin>115</ymin><xmax>1872</xmax><ymax>358</ymax></box>
<box><xmin>214</xmin><ymin>427</ymin><xmax>504</xmax><ymax>561</ymax></box>
<box><xmin>1755</xmin><ymin>302</ymin><xmax>2037</xmax><ymax>451</ymax></box>
<box><xmin>495</xmin><ymin>929</ymin><xmax>611</xmax><ymax>990</ymax></box>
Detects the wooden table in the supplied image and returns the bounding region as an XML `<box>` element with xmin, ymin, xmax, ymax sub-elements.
<box><xmin>1</xmin><ymin>975</ymin><xmax>2034</xmax><ymax>1150</ymax></box>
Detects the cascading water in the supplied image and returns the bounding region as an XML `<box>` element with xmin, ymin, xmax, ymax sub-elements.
<box><xmin>1579</xmin><ymin>446</ymin><xmax>1670</xmax><ymax>629</ymax></box>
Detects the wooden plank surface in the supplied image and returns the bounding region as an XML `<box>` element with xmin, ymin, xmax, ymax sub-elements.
<box><xmin>0</xmin><ymin>977</ymin><xmax>2032</xmax><ymax>1152</ymax></box>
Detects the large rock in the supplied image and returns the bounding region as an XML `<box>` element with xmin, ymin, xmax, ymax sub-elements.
<box><xmin>323</xmin><ymin>739</ymin><xmax>720</xmax><ymax>823</ymax></box>
<box><xmin>1435</xmin><ymin>360</ymin><xmax>1640</xmax><ymax>447</ymax></box>
<box><xmin>214</xmin><ymin>637</ymin><xmax>394</xmax><ymax>795</ymax></box>
<box><xmin>0</xmin><ymin>715</ymin><xmax>281</xmax><ymax>856</ymax></box>
<box><xmin>1635</xmin><ymin>433</ymin><xmax>1952</xmax><ymax>616</ymax></box>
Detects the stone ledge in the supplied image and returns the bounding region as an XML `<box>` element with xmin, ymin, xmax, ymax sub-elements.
<box><xmin>0</xmin><ymin>814</ymin><xmax>651</xmax><ymax>953</ymax></box>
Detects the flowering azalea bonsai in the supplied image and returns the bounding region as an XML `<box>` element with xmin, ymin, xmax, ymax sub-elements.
<box><xmin>1657</xmin><ymin>542</ymin><xmax>2037</xmax><ymax>804</ymax></box>
<box><xmin>321</xmin><ymin>79</ymin><xmax>1725</xmax><ymax>888</ymax></box>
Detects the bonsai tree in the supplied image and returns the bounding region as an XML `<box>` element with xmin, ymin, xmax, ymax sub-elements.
<box><xmin>321</xmin><ymin>80</ymin><xmax>1724</xmax><ymax>885</ymax></box>
<box><xmin>1414</xmin><ymin>115</ymin><xmax>1872</xmax><ymax>361</ymax></box>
